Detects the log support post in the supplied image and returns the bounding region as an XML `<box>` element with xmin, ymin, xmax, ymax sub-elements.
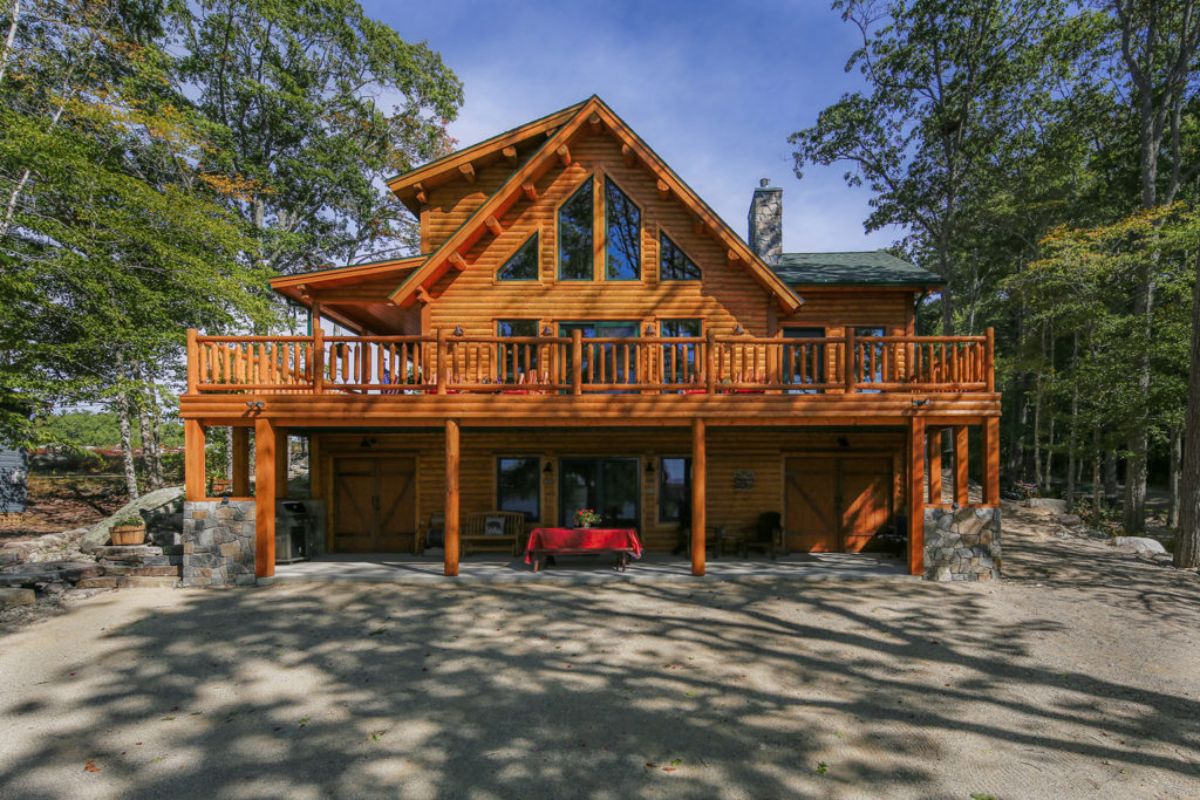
<box><xmin>184</xmin><ymin>420</ymin><xmax>205</xmax><ymax>501</ymax></box>
<box><xmin>231</xmin><ymin>427</ymin><xmax>250</xmax><ymax>497</ymax></box>
<box><xmin>983</xmin><ymin>416</ymin><xmax>1000</xmax><ymax>505</ymax></box>
<box><xmin>691</xmin><ymin>417</ymin><xmax>707</xmax><ymax>576</ymax></box>
<box><xmin>928</xmin><ymin>429</ymin><xmax>942</xmax><ymax>504</ymax></box>
<box><xmin>445</xmin><ymin>418</ymin><xmax>461</xmax><ymax>576</ymax></box>
<box><xmin>908</xmin><ymin>416</ymin><xmax>926</xmax><ymax>577</ymax></box>
<box><xmin>954</xmin><ymin>426</ymin><xmax>970</xmax><ymax>507</ymax></box>
<box><xmin>254</xmin><ymin>416</ymin><xmax>277</xmax><ymax>578</ymax></box>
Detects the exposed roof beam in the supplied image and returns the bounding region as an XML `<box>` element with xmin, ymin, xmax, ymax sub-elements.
<box><xmin>621</xmin><ymin>143</ymin><xmax>636</xmax><ymax>166</ymax></box>
<box><xmin>448</xmin><ymin>253</ymin><xmax>469</xmax><ymax>272</ymax></box>
<box><xmin>656</xmin><ymin>179</ymin><xmax>670</xmax><ymax>200</ymax></box>
<box><xmin>502</xmin><ymin>145</ymin><xmax>517</xmax><ymax>161</ymax></box>
<box><xmin>556</xmin><ymin>144</ymin><xmax>571</xmax><ymax>167</ymax></box>
<box><xmin>458</xmin><ymin>163</ymin><xmax>476</xmax><ymax>184</ymax></box>
<box><xmin>589</xmin><ymin>113</ymin><xmax>602</xmax><ymax>135</ymax></box>
<box><xmin>485</xmin><ymin>215</ymin><xmax>503</xmax><ymax>237</ymax></box>
<box><xmin>522</xmin><ymin>183</ymin><xmax>538</xmax><ymax>202</ymax></box>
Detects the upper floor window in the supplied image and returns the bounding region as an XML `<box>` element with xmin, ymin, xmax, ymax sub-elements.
<box><xmin>605</xmin><ymin>177</ymin><xmax>641</xmax><ymax>280</ymax></box>
<box><xmin>558</xmin><ymin>177</ymin><xmax>593</xmax><ymax>280</ymax></box>
<box><xmin>498</xmin><ymin>234</ymin><xmax>539</xmax><ymax>281</ymax></box>
<box><xmin>660</xmin><ymin>232</ymin><xmax>701</xmax><ymax>280</ymax></box>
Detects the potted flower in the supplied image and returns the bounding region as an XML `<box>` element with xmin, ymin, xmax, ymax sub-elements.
<box><xmin>110</xmin><ymin>514</ymin><xmax>146</xmax><ymax>546</ymax></box>
<box><xmin>573</xmin><ymin>508</ymin><xmax>601</xmax><ymax>529</ymax></box>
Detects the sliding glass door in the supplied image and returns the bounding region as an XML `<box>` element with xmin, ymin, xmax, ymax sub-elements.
<box><xmin>558</xmin><ymin>458</ymin><xmax>640</xmax><ymax>529</ymax></box>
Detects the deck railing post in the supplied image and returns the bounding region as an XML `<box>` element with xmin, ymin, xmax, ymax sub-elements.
<box><xmin>844</xmin><ymin>328</ymin><xmax>857</xmax><ymax>394</ymax></box>
<box><xmin>312</xmin><ymin>318</ymin><xmax>324</xmax><ymax>394</ymax></box>
<box><xmin>186</xmin><ymin>329</ymin><xmax>198</xmax><ymax>394</ymax></box>
<box><xmin>436</xmin><ymin>327</ymin><xmax>449</xmax><ymax>395</ymax></box>
<box><xmin>571</xmin><ymin>329</ymin><xmax>583</xmax><ymax>395</ymax></box>
<box><xmin>705</xmin><ymin>331</ymin><xmax>716</xmax><ymax>394</ymax></box>
<box><xmin>985</xmin><ymin>327</ymin><xmax>996</xmax><ymax>392</ymax></box>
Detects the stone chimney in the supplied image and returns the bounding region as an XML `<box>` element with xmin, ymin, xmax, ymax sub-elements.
<box><xmin>747</xmin><ymin>178</ymin><xmax>782</xmax><ymax>265</ymax></box>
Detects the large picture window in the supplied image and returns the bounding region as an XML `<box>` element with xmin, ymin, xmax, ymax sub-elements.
<box><xmin>497</xmin><ymin>320</ymin><xmax>539</xmax><ymax>383</ymax></box>
<box><xmin>659</xmin><ymin>232</ymin><xmax>700</xmax><ymax>281</ymax></box>
<box><xmin>497</xmin><ymin>457</ymin><xmax>540</xmax><ymax>522</ymax></box>
<box><xmin>558</xmin><ymin>178</ymin><xmax>593</xmax><ymax>280</ymax></box>
<box><xmin>605</xmin><ymin>177</ymin><xmax>641</xmax><ymax>280</ymax></box>
<box><xmin>498</xmin><ymin>234</ymin><xmax>539</xmax><ymax>281</ymax></box>
<box><xmin>659</xmin><ymin>457</ymin><xmax>691</xmax><ymax>523</ymax></box>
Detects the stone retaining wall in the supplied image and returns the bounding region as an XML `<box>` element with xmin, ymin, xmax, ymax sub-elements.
<box><xmin>923</xmin><ymin>506</ymin><xmax>1001</xmax><ymax>581</ymax></box>
<box><xmin>181</xmin><ymin>501</ymin><xmax>257</xmax><ymax>587</ymax></box>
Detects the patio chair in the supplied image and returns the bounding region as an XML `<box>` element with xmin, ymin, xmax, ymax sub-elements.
<box><xmin>738</xmin><ymin>512</ymin><xmax>783</xmax><ymax>559</ymax></box>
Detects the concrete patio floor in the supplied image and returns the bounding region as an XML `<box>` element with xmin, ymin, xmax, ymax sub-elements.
<box><xmin>267</xmin><ymin>551</ymin><xmax>913</xmax><ymax>583</ymax></box>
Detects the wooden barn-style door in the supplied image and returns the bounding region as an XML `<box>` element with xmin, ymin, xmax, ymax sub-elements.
<box><xmin>784</xmin><ymin>455</ymin><xmax>893</xmax><ymax>553</ymax></box>
<box><xmin>332</xmin><ymin>457</ymin><xmax>417</xmax><ymax>553</ymax></box>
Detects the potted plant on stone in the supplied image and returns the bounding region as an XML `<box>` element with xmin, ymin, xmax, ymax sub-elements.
<box><xmin>110</xmin><ymin>514</ymin><xmax>147</xmax><ymax>546</ymax></box>
<box><xmin>573</xmin><ymin>508</ymin><xmax>601</xmax><ymax>529</ymax></box>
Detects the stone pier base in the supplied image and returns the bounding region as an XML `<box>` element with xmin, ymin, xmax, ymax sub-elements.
<box><xmin>181</xmin><ymin>501</ymin><xmax>257</xmax><ymax>587</ymax></box>
<box><xmin>924</xmin><ymin>506</ymin><xmax>1001</xmax><ymax>581</ymax></box>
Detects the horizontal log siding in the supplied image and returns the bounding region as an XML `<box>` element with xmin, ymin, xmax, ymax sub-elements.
<box><xmin>313</xmin><ymin>428</ymin><xmax>905</xmax><ymax>553</ymax></box>
<box><xmin>422</xmin><ymin>133</ymin><xmax>772</xmax><ymax>336</ymax></box>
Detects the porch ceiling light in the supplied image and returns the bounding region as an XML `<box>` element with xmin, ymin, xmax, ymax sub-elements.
<box><xmin>543</xmin><ymin>461</ymin><xmax>553</xmax><ymax>474</ymax></box>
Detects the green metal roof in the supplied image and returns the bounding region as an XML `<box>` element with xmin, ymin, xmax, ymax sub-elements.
<box><xmin>769</xmin><ymin>251</ymin><xmax>944</xmax><ymax>287</ymax></box>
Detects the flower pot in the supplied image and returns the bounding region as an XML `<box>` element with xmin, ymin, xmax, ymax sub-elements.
<box><xmin>209</xmin><ymin>478</ymin><xmax>232</xmax><ymax>495</ymax></box>
<box><xmin>110</xmin><ymin>524</ymin><xmax>146</xmax><ymax>546</ymax></box>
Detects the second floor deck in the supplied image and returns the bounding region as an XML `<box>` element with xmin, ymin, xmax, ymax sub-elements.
<box><xmin>182</xmin><ymin>328</ymin><xmax>998</xmax><ymax>427</ymax></box>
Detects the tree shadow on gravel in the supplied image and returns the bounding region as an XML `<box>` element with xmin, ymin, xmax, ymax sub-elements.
<box><xmin>0</xmin><ymin>535</ymin><xmax>1198</xmax><ymax>799</ymax></box>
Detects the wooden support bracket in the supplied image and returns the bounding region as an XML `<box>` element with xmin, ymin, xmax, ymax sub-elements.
<box><xmin>557</xmin><ymin>144</ymin><xmax>571</xmax><ymax>167</ymax></box>
<box><xmin>485</xmin><ymin>215</ymin><xmax>503</xmax><ymax>237</ymax></box>
<box><xmin>522</xmin><ymin>183</ymin><xmax>538</xmax><ymax>202</ymax></box>
<box><xmin>589</xmin><ymin>113</ymin><xmax>602</xmax><ymax>135</ymax></box>
<box><xmin>458</xmin><ymin>163</ymin><xmax>476</xmax><ymax>184</ymax></box>
<box><xmin>621</xmin><ymin>143</ymin><xmax>636</xmax><ymax>166</ymax></box>
<box><xmin>656</xmin><ymin>179</ymin><xmax>670</xmax><ymax>199</ymax></box>
<box><xmin>502</xmin><ymin>145</ymin><xmax>517</xmax><ymax>161</ymax></box>
<box><xmin>448</xmin><ymin>253</ymin><xmax>468</xmax><ymax>272</ymax></box>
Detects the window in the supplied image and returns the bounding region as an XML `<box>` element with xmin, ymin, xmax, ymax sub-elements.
<box><xmin>558</xmin><ymin>177</ymin><xmax>593</xmax><ymax>280</ymax></box>
<box><xmin>559</xmin><ymin>321</ymin><xmax>639</xmax><ymax>389</ymax></box>
<box><xmin>497</xmin><ymin>320</ymin><xmax>539</xmax><ymax>382</ymax></box>
<box><xmin>659</xmin><ymin>232</ymin><xmax>701</xmax><ymax>280</ymax></box>
<box><xmin>660</xmin><ymin>319</ymin><xmax>701</xmax><ymax>385</ymax></box>
<box><xmin>783</xmin><ymin>327</ymin><xmax>826</xmax><ymax>393</ymax></box>
<box><xmin>497</xmin><ymin>457</ymin><xmax>540</xmax><ymax>521</ymax></box>
<box><xmin>855</xmin><ymin>327</ymin><xmax>885</xmax><ymax>392</ymax></box>
<box><xmin>659</xmin><ymin>457</ymin><xmax>691</xmax><ymax>523</ymax></box>
<box><xmin>498</xmin><ymin>234</ymin><xmax>539</xmax><ymax>281</ymax></box>
<box><xmin>605</xmin><ymin>177</ymin><xmax>641</xmax><ymax>280</ymax></box>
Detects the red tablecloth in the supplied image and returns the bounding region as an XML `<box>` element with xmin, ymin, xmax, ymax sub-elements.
<box><xmin>523</xmin><ymin>528</ymin><xmax>643</xmax><ymax>564</ymax></box>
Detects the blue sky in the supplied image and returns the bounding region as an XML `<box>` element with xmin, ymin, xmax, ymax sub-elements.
<box><xmin>366</xmin><ymin>0</ymin><xmax>900</xmax><ymax>253</ymax></box>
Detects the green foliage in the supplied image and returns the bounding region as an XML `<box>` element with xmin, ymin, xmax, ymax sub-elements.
<box><xmin>35</xmin><ymin>411</ymin><xmax>183</xmax><ymax>451</ymax></box>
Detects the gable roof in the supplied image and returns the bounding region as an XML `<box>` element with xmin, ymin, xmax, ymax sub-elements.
<box><xmin>770</xmin><ymin>251</ymin><xmax>944</xmax><ymax>288</ymax></box>
<box><xmin>387</xmin><ymin>100</ymin><xmax>586</xmax><ymax>215</ymax></box>
<box><xmin>386</xmin><ymin>96</ymin><xmax>802</xmax><ymax>313</ymax></box>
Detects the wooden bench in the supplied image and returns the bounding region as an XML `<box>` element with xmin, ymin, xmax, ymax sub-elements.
<box><xmin>461</xmin><ymin>511</ymin><xmax>525</xmax><ymax>557</ymax></box>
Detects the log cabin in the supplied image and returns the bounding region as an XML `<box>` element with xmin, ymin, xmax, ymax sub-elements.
<box><xmin>178</xmin><ymin>96</ymin><xmax>1001</xmax><ymax>586</ymax></box>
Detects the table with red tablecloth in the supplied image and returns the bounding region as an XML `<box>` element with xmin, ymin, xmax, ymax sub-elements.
<box><xmin>523</xmin><ymin>527</ymin><xmax>643</xmax><ymax>571</ymax></box>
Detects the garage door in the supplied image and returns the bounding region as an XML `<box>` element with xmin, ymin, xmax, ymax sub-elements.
<box><xmin>333</xmin><ymin>457</ymin><xmax>417</xmax><ymax>552</ymax></box>
<box><xmin>784</xmin><ymin>456</ymin><xmax>893</xmax><ymax>553</ymax></box>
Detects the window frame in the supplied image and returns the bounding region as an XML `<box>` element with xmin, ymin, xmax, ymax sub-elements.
<box><xmin>658</xmin><ymin>228</ymin><xmax>702</xmax><ymax>282</ymax></box>
<box><xmin>556</xmin><ymin>175</ymin><xmax>595</xmax><ymax>281</ymax></box>
<box><xmin>657</xmin><ymin>455</ymin><xmax>692</xmax><ymax>524</ymax></box>
<box><xmin>496</xmin><ymin>455</ymin><xmax>542</xmax><ymax>523</ymax></box>
<box><xmin>495</xmin><ymin>230</ymin><xmax>541</xmax><ymax>283</ymax></box>
<box><xmin>603</xmin><ymin>174</ymin><xmax>643</xmax><ymax>282</ymax></box>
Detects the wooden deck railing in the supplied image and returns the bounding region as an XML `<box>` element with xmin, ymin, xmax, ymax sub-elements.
<box><xmin>186</xmin><ymin>328</ymin><xmax>995</xmax><ymax>396</ymax></box>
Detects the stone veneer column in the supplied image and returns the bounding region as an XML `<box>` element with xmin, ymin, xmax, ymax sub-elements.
<box><xmin>181</xmin><ymin>500</ymin><xmax>257</xmax><ymax>587</ymax></box>
<box><xmin>923</xmin><ymin>506</ymin><xmax>1002</xmax><ymax>581</ymax></box>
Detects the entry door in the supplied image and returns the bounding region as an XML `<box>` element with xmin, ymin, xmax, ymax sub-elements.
<box><xmin>784</xmin><ymin>457</ymin><xmax>839</xmax><ymax>551</ymax></box>
<box><xmin>559</xmin><ymin>458</ymin><xmax>640</xmax><ymax>528</ymax></box>
<box><xmin>784</xmin><ymin>456</ymin><xmax>892</xmax><ymax>552</ymax></box>
<box><xmin>333</xmin><ymin>457</ymin><xmax>417</xmax><ymax>552</ymax></box>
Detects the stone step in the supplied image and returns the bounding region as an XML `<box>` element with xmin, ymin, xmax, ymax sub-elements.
<box><xmin>161</xmin><ymin>544</ymin><xmax>194</xmax><ymax>556</ymax></box>
<box><xmin>119</xmin><ymin>576</ymin><xmax>179</xmax><ymax>589</ymax></box>
<box><xmin>75</xmin><ymin>576</ymin><xmax>120</xmax><ymax>590</ymax></box>
<box><xmin>99</xmin><ymin>565</ymin><xmax>181</xmax><ymax>577</ymax></box>
<box><xmin>0</xmin><ymin>587</ymin><xmax>36</xmax><ymax>608</ymax></box>
<box><xmin>0</xmin><ymin>562</ymin><xmax>103</xmax><ymax>588</ymax></box>
<box><xmin>98</xmin><ymin>555</ymin><xmax>171</xmax><ymax>568</ymax></box>
<box><xmin>92</xmin><ymin>545</ymin><xmax>164</xmax><ymax>559</ymax></box>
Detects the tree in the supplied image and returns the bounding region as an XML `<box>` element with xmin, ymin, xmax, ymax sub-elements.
<box><xmin>174</xmin><ymin>0</ymin><xmax>463</xmax><ymax>275</ymax></box>
<box><xmin>1108</xmin><ymin>0</ymin><xmax>1200</xmax><ymax>533</ymax></box>
<box><xmin>790</xmin><ymin>0</ymin><xmax>1078</xmax><ymax>334</ymax></box>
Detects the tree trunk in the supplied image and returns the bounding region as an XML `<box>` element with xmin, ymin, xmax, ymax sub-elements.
<box><xmin>1067</xmin><ymin>334</ymin><xmax>1080</xmax><ymax>512</ymax></box>
<box><xmin>1105</xmin><ymin>450</ymin><xmax>1119</xmax><ymax>505</ymax></box>
<box><xmin>225</xmin><ymin>426</ymin><xmax>234</xmax><ymax>481</ymax></box>
<box><xmin>1174</xmin><ymin>254</ymin><xmax>1200</xmax><ymax>569</ymax></box>
<box><xmin>117</xmin><ymin>392</ymin><xmax>139</xmax><ymax>502</ymax></box>
<box><xmin>1092</xmin><ymin>427</ymin><xmax>1103</xmax><ymax>514</ymax></box>
<box><xmin>1168</xmin><ymin>427</ymin><xmax>1182</xmax><ymax>529</ymax></box>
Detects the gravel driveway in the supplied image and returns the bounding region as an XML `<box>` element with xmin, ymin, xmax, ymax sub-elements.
<box><xmin>0</xmin><ymin>503</ymin><xmax>1197</xmax><ymax>799</ymax></box>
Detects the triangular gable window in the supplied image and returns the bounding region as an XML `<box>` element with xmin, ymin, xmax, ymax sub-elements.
<box><xmin>498</xmin><ymin>234</ymin><xmax>539</xmax><ymax>281</ymax></box>
<box><xmin>660</xmin><ymin>232</ymin><xmax>701</xmax><ymax>280</ymax></box>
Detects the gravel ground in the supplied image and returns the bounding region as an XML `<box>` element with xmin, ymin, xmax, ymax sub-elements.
<box><xmin>0</xmin><ymin>503</ymin><xmax>1197</xmax><ymax>800</ymax></box>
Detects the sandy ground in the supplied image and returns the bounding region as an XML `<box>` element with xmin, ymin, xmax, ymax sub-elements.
<box><xmin>0</xmin><ymin>504</ymin><xmax>1198</xmax><ymax>800</ymax></box>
